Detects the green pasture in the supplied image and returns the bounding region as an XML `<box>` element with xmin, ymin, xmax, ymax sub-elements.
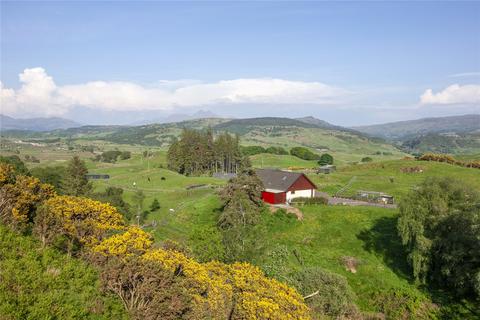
<box><xmin>309</xmin><ymin>159</ymin><xmax>480</xmax><ymax>201</ymax></box>
<box><xmin>3</xmin><ymin>143</ymin><xmax>480</xmax><ymax>317</ymax></box>
<box><xmin>87</xmin><ymin>152</ymin><xmax>225</xmax><ymax>242</ymax></box>
<box><xmin>257</xmin><ymin>206</ymin><xmax>416</xmax><ymax>311</ymax></box>
<box><xmin>241</xmin><ymin>127</ymin><xmax>406</xmax><ymax>160</ymax></box>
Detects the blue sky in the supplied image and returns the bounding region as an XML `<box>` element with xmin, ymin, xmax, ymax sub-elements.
<box><xmin>1</xmin><ymin>1</ymin><xmax>479</xmax><ymax>125</ymax></box>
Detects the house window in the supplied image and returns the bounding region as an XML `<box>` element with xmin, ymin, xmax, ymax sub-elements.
<box><xmin>291</xmin><ymin>190</ymin><xmax>295</xmax><ymax>194</ymax></box>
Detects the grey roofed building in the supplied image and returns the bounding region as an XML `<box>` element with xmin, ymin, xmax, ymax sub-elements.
<box><xmin>317</xmin><ymin>165</ymin><xmax>336</xmax><ymax>174</ymax></box>
<box><xmin>256</xmin><ymin>169</ymin><xmax>302</xmax><ymax>191</ymax></box>
<box><xmin>255</xmin><ymin>168</ymin><xmax>316</xmax><ymax>192</ymax></box>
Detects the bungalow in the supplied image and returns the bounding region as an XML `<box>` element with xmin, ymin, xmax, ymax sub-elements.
<box><xmin>255</xmin><ymin>169</ymin><xmax>317</xmax><ymax>205</ymax></box>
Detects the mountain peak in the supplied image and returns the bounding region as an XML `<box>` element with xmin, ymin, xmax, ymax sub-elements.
<box><xmin>0</xmin><ymin>114</ymin><xmax>82</xmax><ymax>131</ymax></box>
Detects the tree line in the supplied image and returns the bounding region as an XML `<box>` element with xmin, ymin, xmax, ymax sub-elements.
<box><xmin>167</xmin><ymin>129</ymin><xmax>248</xmax><ymax>176</ymax></box>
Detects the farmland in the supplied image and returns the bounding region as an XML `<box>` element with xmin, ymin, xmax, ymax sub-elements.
<box><xmin>1</xmin><ymin>129</ymin><xmax>480</xmax><ymax>318</ymax></box>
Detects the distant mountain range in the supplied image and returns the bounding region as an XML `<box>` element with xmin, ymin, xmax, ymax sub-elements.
<box><xmin>0</xmin><ymin>115</ymin><xmax>81</xmax><ymax>132</ymax></box>
<box><xmin>2</xmin><ymin>113</ymin><xmax>479</xmax><ymax>154</ymax></box>
<box><xmin>131</xmin><ymin>110</ymin><xmax>221</xmax><ymax>125</ymax></box>
<box><xmin>352</xmin><ymin>114</ymin><xmax>480</xmax><ymax>140</ymax></box>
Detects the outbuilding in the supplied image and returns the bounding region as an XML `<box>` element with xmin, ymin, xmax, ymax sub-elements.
<box><xmin>255</xmin><ymin>169</ymin><xmax>317</xmax><ymax>205</ymax></box>
<box><xmin>317</xmin><ymin>165</ymin><xmax>336</xmax><ymax>174</ymax></box>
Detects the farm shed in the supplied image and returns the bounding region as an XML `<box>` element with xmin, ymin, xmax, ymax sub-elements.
<box><xmin>256</xmin><ymin>169</ymin><xmax>317</xmax><ymax>205</ymax></box>
<box><xmin>85</xmin><ymin>174</ymin><xmax>110</xmax><ymax>180</ymax></box>
<box><xmin>318</xmin><ymin>165</ymin><xmax>336</xmax><ymax>174</ymax></box>
<box><xmin>357</xmin><ymin>190</ymin><xmax>394</xmax><ymax>204</ymax></box>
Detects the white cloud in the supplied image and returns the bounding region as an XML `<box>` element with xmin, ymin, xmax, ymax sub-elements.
<box><xmin>420</xmin><ymin>84</ymin><xmax>480</xmax><ymax>105</ymax></box>
<box><xmin>1</xmin><ymin>67</ymin><xmax>350</xmax><ymax>117</ymax></box>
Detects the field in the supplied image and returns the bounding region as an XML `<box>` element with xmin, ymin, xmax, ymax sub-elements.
<box><xmin>2</xmin><ymin>139</ymin><xmax>480</xmax><ymax>317</ymax></box>
<box><xmin>310</xmin><ymin>159</ymin><xmax>480</xmax><ymax>200</ymax></box>
<box><xmin>258</xmin><ymin>206</ymin><xmax>412</xmax><ymax>310</ymax></box>
<box><xmin>81</xmin><ymin>151</ymin><xmax>480</xmax><ymax>316</ymax></box>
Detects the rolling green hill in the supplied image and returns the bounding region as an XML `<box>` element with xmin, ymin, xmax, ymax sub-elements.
<box><xmin>1</xmin><ymin>117</ymin><xmax>406</xmax><ymax>163</ymax></box>
<box><xmin>401</xmin><ymin>132</ymin><xmax>480</xmax><ymax>154</ymax></box>
<box><xmin>352</xmin><ymin>114</ymin><xmax>480</xmax><ymax>154</ymax></box>
<box><xmin>352</xmin><ymin>114</ymin><xmax>480</xmax><ymax>140</ymax></box>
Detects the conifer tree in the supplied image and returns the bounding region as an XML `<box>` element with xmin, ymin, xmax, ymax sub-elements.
<box><xmin>62</xmin><ymin>156</ymin><xmax>92</xmax><ymax>196</ymax></box>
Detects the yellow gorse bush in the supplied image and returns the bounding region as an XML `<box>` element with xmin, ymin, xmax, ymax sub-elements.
<box><xmin>230</xmin><ymin>262</ymin><xmax>310</xmax><ymax>320</ymax></box>
<box><xmin>143</xmin><ymin>248</ymin><xmax>233</xmax><ymax>319</ymax></box>
<box><xmin>143</xmin><ymin>249</ymin><xmax>311</xmax><ymax>320</ymax></box>
<box><xmin>93</xmin><ymin>225</ymin><xmax>153</xmax><ymax>257</ymax></box>
<box><xmin>0</xmin><ymin>172</ymin><xmax>55</xmax><ymax>231</ymax></box>
<box><xmin>42</xmin><ymin>195</ymin><xmax>125</xmax><ymax>247</ymax></box>
<box><xmin>0</xmin><ymin>163</ymin><xmax>15</xmax><ymax>186</ymax></box>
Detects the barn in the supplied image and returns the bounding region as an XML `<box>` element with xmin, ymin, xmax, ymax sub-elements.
<box><xmin>255</xmin><ymin>169</ymin><xmax>317</xmax><ymax>205</ymax></box>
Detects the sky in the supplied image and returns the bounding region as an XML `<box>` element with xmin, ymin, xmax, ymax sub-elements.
<box><xmin>1</xmin><ymin>1</ymin><xmax>479</xmax><ymax>126</ymax></box>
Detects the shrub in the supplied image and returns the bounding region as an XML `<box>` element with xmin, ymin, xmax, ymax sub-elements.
<box><xmin>240</xmin><ymin>145</ymin><xmax>266</xmax><ymax>156</ymax></box>
<box><xmin>149</xmin><ymin>198</ymin><xmax>160</xmax><ymax>212</ymax></box>
<box><xmin>265</xmin><ymin>146</ymin><xmax>288</xmax><ymax>155</ymax></box>
<box><xmin>289</xmin><ymin>267</ymin><xmax>359</xmax><ymax>318</ymax></box>
<box><xmin>0</xmin><ymin>225</ymin><xmax>127</xmax><ymax>319</ymax></box>
<box><xmin>419</xmin><ymin>153</ymin><xmax>480</xmax><ymax>170</ymax></box>
<box><xmin>120</xmin><ymin>151</ymin><xmax>131</xmax><ymax>160</ymax></box>
<box><xmin>0</xmin><ymin>155</ymin><xmax>29</xmax><ymax>175</ymax></box>
<box><xmin>100</xmin><ymin>150</ymin><xmax>122</xmax><ymax>163</ymax></box>
<box><xmin>34</xmin><ymin>196</ymin><xmax>125</xmax><ymax>254</ymax></box>
<box><xmin>30</xmin><ymin>166</ymin><xmax>66</xmax><ymax>192</ymax></box>
<box><xmin>100</xmin><ymin>257</ymin><xmax>193</xmax><ymax>320</ymax></box>
<box><xmin>372</xmin><ymin>288</ymin><xmax>439</xmax><ymax>320</ymax></box>
<box><xmin>290</xmin><ymin>147</ymin><xmax>320</xmax><ymax>161</ymax></box>
<box><xmin>398</xmin><ymin>177</ymin><xmax>480</xmax><ymax>298</ymax></box>
<box><xmin>291</xmin><ymin>197</ymin><xmax>328</xmax><ymax>205</ymax></box>
<box><xmin>361</xmin><ymin>157</ymin><xmax>373</xmax><ymax>162</ymax></box>
<box><xmin>318</xmin><ymin>153</ymin><xmax>334</xmax><ymax>166</ymax></box>
<box><xmin>0</xmin><ymin>172</ymin><xmax>55</xmax><ymax>233</ymax></box>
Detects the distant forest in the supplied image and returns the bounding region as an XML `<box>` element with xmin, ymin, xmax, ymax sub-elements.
<box><xmin>167</xmin><ymin>129</ymin><xmax>246</xmax><ymax>176</ymax></box>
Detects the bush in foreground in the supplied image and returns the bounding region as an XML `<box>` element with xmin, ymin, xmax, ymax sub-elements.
<box><xmin>0</xmin><ymin>225</ymin><xmax>127</xmax><ymax>319</ymax></box>
<box><xmin>398</xmin><ymin>177</ymin><xmax>480</xmax><ymax>298</ymax></box>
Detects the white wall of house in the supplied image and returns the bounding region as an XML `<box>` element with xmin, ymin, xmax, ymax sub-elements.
<box><xmin>286</xmin><ymin>189</ymin><xmax>313</xmax><ymax>202</ymax></box>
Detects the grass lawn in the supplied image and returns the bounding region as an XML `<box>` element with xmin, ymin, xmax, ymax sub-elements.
<box><xmin>256</xmin><ymin>206</ymin><xmax>414</xmax><ymax>311</ymax></box>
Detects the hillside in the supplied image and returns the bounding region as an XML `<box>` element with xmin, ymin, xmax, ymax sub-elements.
<box><xmin>215</xmin><ymin>117</ymin><xmax>319</xmax><ymax>134</ymax></box>
<box><xmin>0</xmin><ymin>225</ymin><xmax>127</xmax><ymax>319</ymax></box>
<box><xmin>83</xmin><ymin>154</ymin><xmax>480</xmax><ymax>318</ymax></box>
<box><xmin>214</xmin><ymin>118</ymin><xmax>403</xmax><ymax>163</ymax></box>
<box><xmin>353</xmin><ymin>114</ymin><xmax>480</xmax><ymax>140</ymax></box>
<box><xmin>401</xmin><ymin>132</ymin><xmax>480</xmax><ymax>154</ymax></box>
<box><xmin>0</xmin><ymin>114</ymin><xmax>81</xmax><ymax>131</ymax></box>
<box><xmin>131</xmin><ymin>110</ymin><xmax>221</xmax><ymax>125</ymax></box>
<box><xmin>1</xmin><ymin>117</ymin><xmax>404</xmax><ymax>162</ymax></box>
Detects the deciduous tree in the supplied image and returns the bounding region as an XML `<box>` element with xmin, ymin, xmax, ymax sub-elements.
<box><xmin>398</xmin><ymin>177</ymin><xmax>480</xmax><ymax>298</ymax></box>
